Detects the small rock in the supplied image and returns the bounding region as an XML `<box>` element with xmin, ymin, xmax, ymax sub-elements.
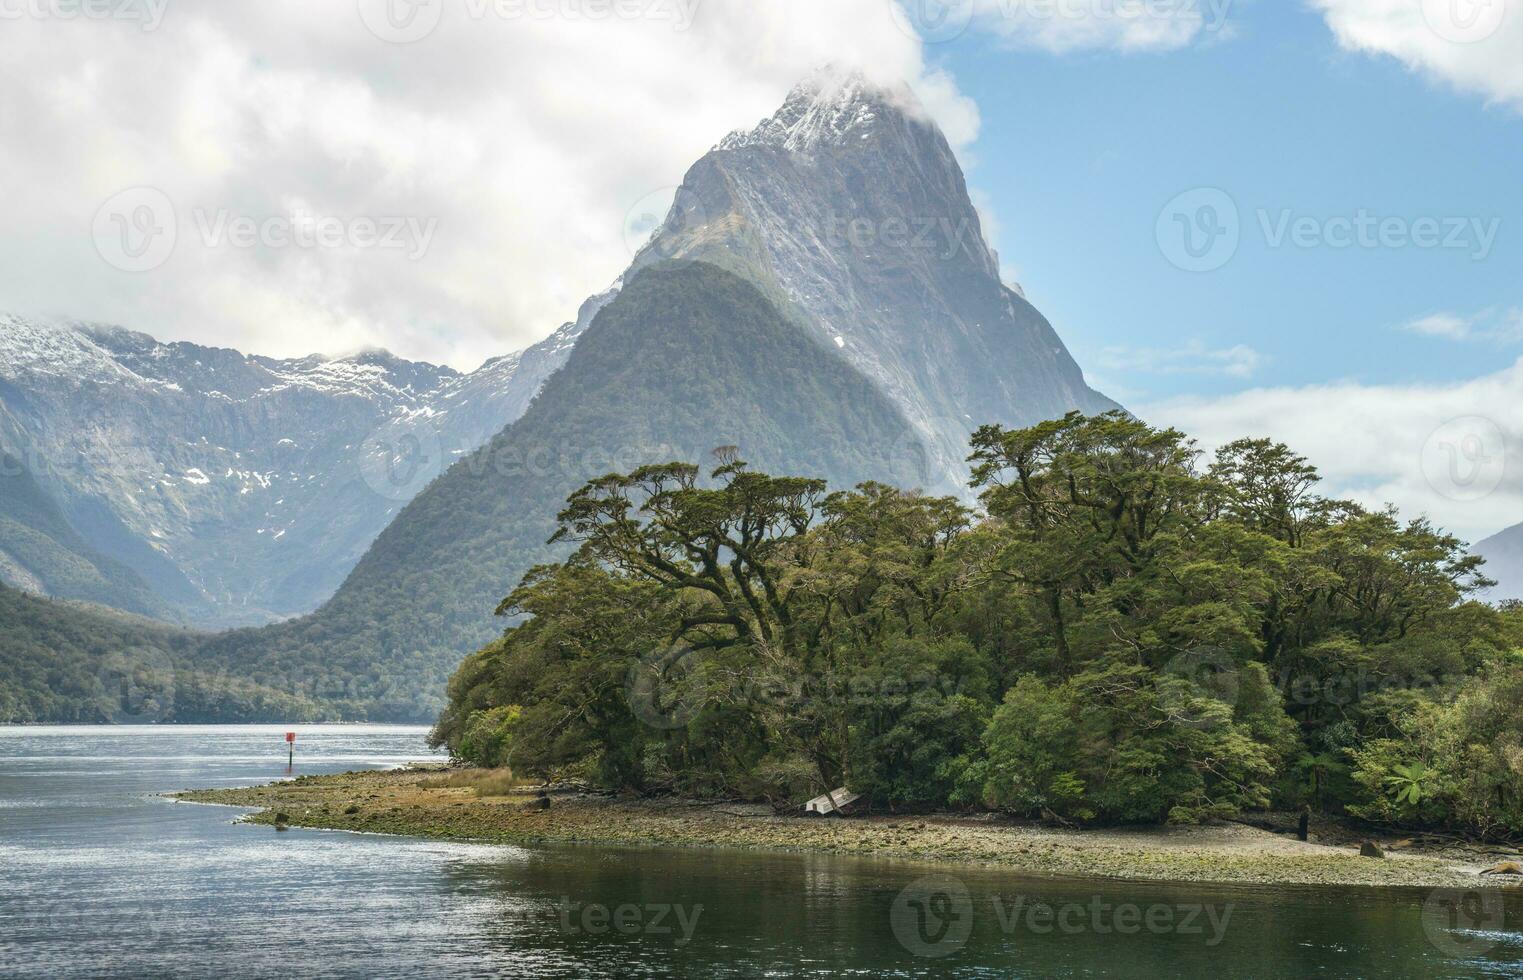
<box><xmin>1359</xmin><ymin>840</ymin><xmax>1385</xmax><ymax>858</ymax></box>
<box><xmin>344</xmin><ymin>804</ymin><xmax>360</xmax><ymax>815</ymax></box>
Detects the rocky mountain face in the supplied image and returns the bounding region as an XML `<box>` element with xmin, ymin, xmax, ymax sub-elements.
<box><xmin>0</xmin><ymin>451</ymin><xmax>170</xmax><ymax>620</ymax></box>
<box><xmin>0</xmin><ymin>305</ymin><xmax>604</xmax><ymax>628</ymax></box>
<box><xmin>631</xmin><ymin>71</ymin><xmax>1116</xmax><ymax>492</ymax></box>
<box><xmin>186</xmin><ymin>75</ymin><xmax>1120</xmax><ymax>720</ymax></box>
<box><xmin>2</xmin><ymin>72</ymin><xmax>1119</xmax><ymax>720</ymax></box>
<box><xmin>197</xmin><ymin>261</ymin><xmax>925</xmax><ymax>720</ymax></box>
<box><xmin>1474</xmin><ymin>523</ymin><xmax>1523</xmax><ymax>603</ymax></box>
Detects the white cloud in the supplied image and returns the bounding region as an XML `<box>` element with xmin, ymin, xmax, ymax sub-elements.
<box><xmin>0</xmin><ymin>1</ymin><xmax>976</xmax><ymax>369</ymax></box>
<box><xmin>1312</xmin><ymin>0</ymin><xmax>1523</xmax><ymax>110</ymax></box>
<box><xmin>1400</xmin><ymin>308</ymin><xmax>1523</xmax><ymax>343</ymax></box>
<box><xmin>1140</xmin><ymin>359</ymin><xmax>1523</xmax><ymax>542</ymax></box>
<box><xmin>1099</xmin><ymin>340</ymin><xmax>1265</xmax><ymax>378</ymax></box>
<box><xmin>958</xmin><ymin>0</ymin><xmax>1235</xmax><ymax>53</ymax></box>
<box><xmin>1403</xmin><ymin>311</ymin><xmax>1476</xmax><ymax>339</ymax></box>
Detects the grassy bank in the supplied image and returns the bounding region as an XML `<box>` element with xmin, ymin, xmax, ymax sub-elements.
<box><xmin>175</xmin><ymin>768</ymin><xmax>1521</xmax><ymax>890</ymax></box>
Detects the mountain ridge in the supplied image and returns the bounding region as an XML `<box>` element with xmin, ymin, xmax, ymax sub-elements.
<box><xmin>631</xmin><ymin>71</ymin><xmax>1116</xmax><ymax>492</ymax></box>
<box><xmin>2</xmin><ymin>73</ymin><xmax>1121</xmax><ymax>721</ymax></box>
<box><xmin>0</xmin><ymin>451</ymin><xmax>172</xmax><ymax>619</ymax></box>
<box><xmin>0</xmin><ymin>299</ymin><xmax>610</xmax><ymax>627</ymax></box>
<box><xmin>1474</xmin><ymin>523</ymin><xmax>1523</xmax><ymax>603</ymax></box>
<box><xmin>194</xmin><ymin>260</ymin><xmax>925</xmax><ymax>719</ymax></box>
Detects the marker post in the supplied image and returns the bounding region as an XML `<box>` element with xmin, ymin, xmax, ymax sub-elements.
<box><xmin>285</xmin><ymin>731</ymin><xmax>296</xmax><ymax>768</ymax></box>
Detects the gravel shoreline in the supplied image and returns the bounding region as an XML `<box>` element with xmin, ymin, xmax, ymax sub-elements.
<box><xmin>174</xmin><ymin>768</ymin><xmax>1520</xmax><ymax>891</ymax></box>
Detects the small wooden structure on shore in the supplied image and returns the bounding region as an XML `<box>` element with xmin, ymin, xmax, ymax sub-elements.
<box><xmin>803</xmin><ymin>787</ymin><xmax>861</xmax><ymax>817</ymax></box>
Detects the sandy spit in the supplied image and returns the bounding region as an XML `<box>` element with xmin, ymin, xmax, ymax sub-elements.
<box><xmin>174</xmin><ymin>768</ymin><xmax>1521</xmax><ymax>891</ymax></box>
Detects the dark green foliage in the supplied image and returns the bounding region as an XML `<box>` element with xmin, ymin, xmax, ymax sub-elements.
<box><xmin>433</xmin><ymin>464</ymin><xmax>989</xmax><ymax>806</ymax></box>
<box><xmin>0</xmin><ymin>584</ymin><xmax>322</xmax><ymax>723</ymax></box>
<box><xmin>191</xmin><ymin>261</ymin><xmax>922</xmax><ymax>721</ymax></box>
<box><xmin>1348</xmin><ymin>656</ymin><xmax>1523</xmax><ymax>838</ymax></box>
<box><xmin>436</xmin><ymin>412</ymin><xmax>1519</xmax><ymax>834</ymax></box>
<box><xmin>846</xmin><ymin>637</ymin><xmax>991</xmax><ymax>809</ymax></box>
<box><xmin>980</xmin><ymin>663</ymin><xmax>1279</xmax><ymax>825</ymax></box>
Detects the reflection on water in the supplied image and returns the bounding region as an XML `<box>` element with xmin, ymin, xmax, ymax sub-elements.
<box><xmin>0</xmin><ymin>725</ymin><xmax>1520</xmax><ymax>978</ymax></box>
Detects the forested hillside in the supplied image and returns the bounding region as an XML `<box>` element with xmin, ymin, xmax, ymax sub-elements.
<box><xmin>436</xmin><ymin>413</ymin><xmax>1523</xmax><ymax>838</ymax></box>
<box><xmin>194</xmin><ymin>262</ymin><xmax>923</xmax><ymax>720</ymax></box>
<box><xmin>0</xmin><ymin>454</ymin><xmax>172</xmax><ymax>620</ymax></box>
<box><xmin>0</xmin><ymin>311</ymin><xmax>583</xmax><ymax>629</ymax></box>
<box><xmin>0</xmin><ymin>75</ymin><xmax>1124</xmax><ymax>724</ymax></box>
<box><xmin>0</xmin><ymin>584</ymin><xmax>322</xmax><ymax>723</ymax></box>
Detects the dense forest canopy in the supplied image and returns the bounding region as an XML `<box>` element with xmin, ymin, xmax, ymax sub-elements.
<box><xmin>435</xmin><ymin>412</ymin><xmax>1523</xmax><ymax>837</ymax></box>
<box><xmin>0</xmin><ymin>585</ymin><xmax>326</xmax><ymax>724</ymax></box>
<box><xmin>185</xmin><ymin>261</ymin><xmax>924</xmax><ymax>722</ymax></box>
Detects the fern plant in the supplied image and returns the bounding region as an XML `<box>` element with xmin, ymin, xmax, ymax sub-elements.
<box><xmin>1383</xmin><ymin>762</ymin><xmax>1432</xmax><ymax>808</ymax></box>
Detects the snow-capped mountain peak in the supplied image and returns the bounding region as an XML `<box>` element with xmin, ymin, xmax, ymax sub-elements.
<box><xmin>0</xmin><ymin>304</ymin><xmax>603</xmax><ymax>627</ymax></box>
<box><xmin>718</xmin><ymin>69</ymin><xmax>901</xmax><ymax>155</ymax></box>
<box><xmin>639</xmin><ymin>72</ymin><xmax>1113</xmax><ymax>494</ymax></box>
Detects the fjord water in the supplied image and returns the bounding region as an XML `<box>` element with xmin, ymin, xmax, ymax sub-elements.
<box><xmin>1</xmin><ymin>727</ymin><xmax>1519</xmax><ymax>978</ymax></box>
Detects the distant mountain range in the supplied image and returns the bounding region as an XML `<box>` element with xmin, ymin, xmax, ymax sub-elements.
<box><xmin>0</xmin><ymin>71</ymin><xmax>1117</xmax><ymax>721</ymax></box>
<box><xmin>1474</xmin><ymin>523</ymin><xmax>1523</xmax><ymax>604</ymax></box>
<box><xmin>0</xmin><ymin>289</ymin><xmax>612</xmax><ymax>628</ymax></box>
<box><xmin>0</xmin><ymin>449</ymin><xmax>170</xmax><ymax>620</ymax></box>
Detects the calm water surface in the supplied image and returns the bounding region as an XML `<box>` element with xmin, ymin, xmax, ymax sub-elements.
<box><xmin>1</xmin><ymin>725</ymin><xmax>1520</xmax><ymax>978</ymax></box>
